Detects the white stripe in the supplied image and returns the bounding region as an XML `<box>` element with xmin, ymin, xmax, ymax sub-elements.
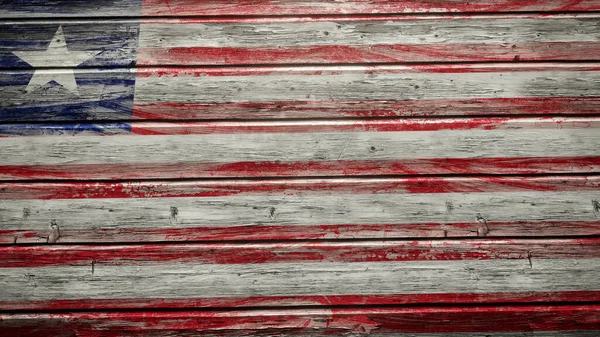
<box><xmin>2</xmin><ymin>129</ymin><xmax>598</xmax><ymax>166</ymax></box>
<box><xmin>1</xmin><ymin>259</ymin><xmax>598</xmax><ymax>301</ymax></box>
<box><xmin>133</xmin><ymin>70</ymin><xmax>600</xmax><ymax>104</ymax></box>
<box><xmin>139</xmin><ymin>17</ymin><xmax>600</xmax><ymax>49</ymax></box>
<box><xmin>2</xmin><ymin>191</ymin><xmax>598</xmax><ymax>231</ymax></box>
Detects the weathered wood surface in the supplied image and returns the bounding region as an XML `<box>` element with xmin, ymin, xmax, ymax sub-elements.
<box><xmin>2</xmin><ymin>306</ymin><xmax>600</xmax><ymax>337</ymax></box>
<box><xmin>1</xmin><ymin>0</ymin><xmax>599</xmax><ymax>18</ymax></box>
<box><xmin>2</xmin><ymin>0</ymin><xmax>600</xmax><ymax>335</ymax></box>
<box><xmin>0</xmin><ymin>238</ymin><xmax>598</xmax><ymax>310</ymax></box>
<box><xmin>1</xmin><ymin>117</ymin><xmax>599</xmax><ymax>179</ymax></box>
<box><xmin>4</xmin><ymin>14</ymin><xmax>600</xmax><ymax>68</ymax></box>
<box><xmin>137</xmin><ymin>14</ymin><xmax>600</xmax><ymax>64</ymax></box>
<box><xmin>1</xmin><ymin>176</ymin><xmax>599</xmax><ymax>243</ymax></box>
<box><xmin>3</xmin><ymin>64</ymin><xmax>600</xmax><ymax>122</ymax></box>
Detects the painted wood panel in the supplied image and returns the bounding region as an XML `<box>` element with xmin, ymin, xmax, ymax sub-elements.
<box><xmin>1</xmin><ymin>0</ymin><xmax>599</xmax><ymax>18</ymax></box>
<box><xmin>1</xmin><ymin>176</ymin><xmax>599</xmax><ymax>243</ymax></box>
<box><xmin>0</xmin><ymin>118</ymin><xmax>599</xmax><ymax>180</ymax></box>
<box><xmin>3</xmin><ymin>14</ymin><xmax>600</xmax><ymax>68</ymax></box>
<box><xmin>2</xmin><ymin>1</ymin><xmax>599</xmax><ymax>335</ymax></box>
<box><xmin>3</xmin><ymin>306</ymin><xmax>600</xmax><ymax>337</ymax></box>
<box><xmin>0</xmin><ymin>239</ymin><xmax>598</xmax><ymax>310</ymax></box>
<box><xmin>3</xmin><ymin>64</ymin><xmax>600</xmax><ymax>122</ymax></box>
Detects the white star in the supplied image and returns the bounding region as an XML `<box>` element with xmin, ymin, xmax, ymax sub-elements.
<box><xmin>12</xmin><ymin>26</ymin><xmax>102</xmax><ymax>93</ymax></box>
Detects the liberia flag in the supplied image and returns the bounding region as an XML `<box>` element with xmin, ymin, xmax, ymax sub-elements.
<box><xmin>1</xmin><ymin>1</ymin><xmax>600</xmax><ymax>336</ymax></box>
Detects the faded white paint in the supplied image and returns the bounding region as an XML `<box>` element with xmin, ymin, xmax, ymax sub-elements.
<box><xmin>0</xmin><ymin>128</ymin><xmax>597</xmax><ymax>166</ymax></box>
<box><xmin>1</xmin><ymin>191</ymin><xmax>597</xmax><ymax>232</ymax></box>
<box><xmin>1</xmin><ymin>259</ymin><xmax>598</xmax><ymax>301</ymax></box>
<box><xmin>3</xmin><ymin>68</ymin><xmax>599</xmax><ymax>111</ymax></box>
<box><xmin>133</xmin><ymin>70</ymin><xmax>600</xmax><ymax>103</ymax></box>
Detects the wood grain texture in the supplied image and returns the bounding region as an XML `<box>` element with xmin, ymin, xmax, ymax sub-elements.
<box><xmin>4</xmin><ymin>14</ymin><xmax>600</xmax><ymax>68</ymax></box>
<box><xmin>2</xmin><ymin>0</ymin><xmax>600</xmax><ymax>18</ymax></box>
<box><xmin>131</xmin><ymin>63</ymin><xmax>600</xmax><ymax>120</ymax></box>
<box><xmin>1</xmin><ymin>117</ymin><xmax>599</xmax><ymax>179</ymax></box>
<box><xmin>0</xmin><ymin>239</ymin><xmax>598</xmax><ymax>310</ymax></box>
<box><xmin>2</xmin><ymin>306</ymin><xmax>600</xmax><ymax>336</ymax></box>
<box><xmin>138</xmin><ymin>14</ymin><xmax>600</xmax><ymax>64</ymax></box>
<box><xmin>3</xmin><ymin>64</ymin><xmax>600</xmax><ymax>121</ymax></box>
<box><xmin>2</xmin><ymin>2</ymin><xmax>600</xmax><ymax>337</ymax></box>
<box><xmin>1</xmin><ymin>176</ymin><xmax>599</xmax><ymax>243</ymax></box>
<box><xmin>131</xmin><ymin>64</ymin><xmax>600</xmax><ymax>106</ymax></box>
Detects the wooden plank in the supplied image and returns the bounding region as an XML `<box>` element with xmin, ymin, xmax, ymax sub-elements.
<box><xmin>137</xmin><ymin>14</ymin><xmax>600</xmax><ymax>64</ymax></box>
<box><xmin>4</xmin><ymin>15</ymin><xmax>600</xmax><ymax>68</ymax></box>
<box><xmin>2</xmin><ymin>0</ymin><xmax>599</xmax><ymax>18</ymax></box>
<box><xmin>1</xmin><ymin>176</ymin><xmax>599</xmax><ymax>243</ymax></box>
<box><xmin>130</xmin><ymin>65</ymin><xmax>600</xmax><ymax>118</ymax></box>
<box><xmin>0</xmin><ymin>239</ymin><xmax>599</xmax><ymax>310</ymax></box>
<box><xmin>3</xmin><ymin>63</ymin><xmax>600</xmax><ymax>122</ymax></box>
<box><xmin>2</xmin><ymin>306</ymin><xmax>600</xmax><ymax>337</ymax></box>
<box><xmin>1</xmin><ymin>117</ymin><xmax>599</xmax><ymax>180</ymax></box>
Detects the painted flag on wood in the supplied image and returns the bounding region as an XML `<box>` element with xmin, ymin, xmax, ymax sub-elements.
<box><xmin>6</xmin><ymin>15</ymin><xmax>600</xmax><ymax>180</ymax></box>
<box><xmin>2</xmin><ymin>10</ymin><xmax>600</xmax><ymax>179</ymax></box>
<box><xmin>1</xmin><ymin>1</ymin><xmax>600</xmax><ymax>336</ymax></box>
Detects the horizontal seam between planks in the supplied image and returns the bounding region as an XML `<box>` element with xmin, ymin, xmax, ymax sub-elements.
<box><xmin>2</xmin><ymin>171</ymin><xmax>600</xmax><ymax>184</ymax></box>
<box><xmin>2</xmin><ymin>235</ymin><xmax>600</xmax><ymax>247</ymax></box>
<box><xmin>0</xmin><ymin>115</ymin><xmax>598</xmax><ymax>125</ymax></box>
<box><xmin>2</xmin><ymin>301</ymin><xmax>600</xmax><ymax>314</ymax></box>
<box><xmin>4</xmin><ymin>60</ymin><xmax>600</xmax><ymax>71</ymax></box>
<box><xmin>3</xmin><ymin>113</ymin><xmax>600</xmax><ymax>125</ymax></box>
<box><xmin>3</xmin><ymin>11</ymin><xmax>600</xmax><ymax>22</ymax></box>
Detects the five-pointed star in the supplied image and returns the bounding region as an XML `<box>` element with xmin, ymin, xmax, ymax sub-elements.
<box><xmin>12</xmin><ymin>26</ymin><xmax>101</xmax><ymax>93</ymax></box>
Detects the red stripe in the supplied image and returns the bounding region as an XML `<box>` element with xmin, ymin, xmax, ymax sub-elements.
<box><xmin>134</xmin><ymin>63</ymin><xmax>600</xmax><ymax>78</ymax></box>
<box><xmin>140</xmin><ymin>0</ymin><xmax>600</xmax><ymax>15</ymax></box>
<box><xmin>137</xmin><ymin>42</ymin><xmax>600</xmax><ymax>65</ymax></box>
<box><xmin>2</xmin><ymin>157</ymin><xmax>599</xmax><ymax>181</ymax></box>
<box><xmin>2</xmin><ymin>238</ymin><xmax>597</xmax><ymax>268</ymax></box>
<box><xmin>1</xmin><ymin>292</ymin><xmax>599</xmax><ymax>311</ymax></box>
<box><xmin>2</xmin><ymin>117</ymin><xmax>597</xmax><ymax>136</ymax></box>
<box><xmin>2</xmin><ymin>175</ymin><xmax>599</xmax><ymax>199</ymax></box>
<box><xmin>140</xmin><ymin>13</ymin><xmax>598</xmax><ymax>24</ymax></box>
<box><xmin>4</xmin><ymin>221</ymin><xmax>600</xmax><ymax>244</ymax></box>
<box><xmin>128</xmin><ymin>117</ymin><xmax>593</xmax><ymax>135</ymax></box>
<box><xmin>132</xmin><ymin>97</ymin><xmax>600</xmax><ymax>119</ymax></box>
<box><xmin>2</xmin><ymin>304</ymin><xmax>599</xmax><ymax>335</ymax></box>
<box><xmin>130</xmin><ymin>117</ymin><xmax>514</xmax><ymax>135</ymax></box>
